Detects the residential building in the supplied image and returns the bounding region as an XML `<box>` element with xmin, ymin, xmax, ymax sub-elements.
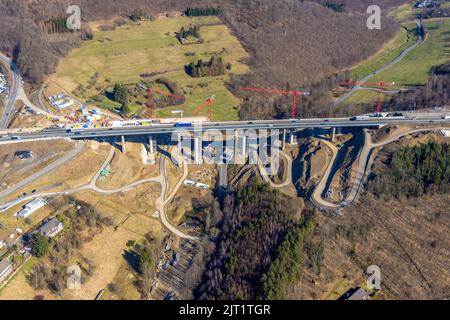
<box><xmin>38</xmin><ymin>217</ymin><xmax>64</xmax><ymax>238</ymax></box>
<box><xmin>15</xmin><ymin>198</ymin><xmax>48</xmax><ymax>218</ymax></box>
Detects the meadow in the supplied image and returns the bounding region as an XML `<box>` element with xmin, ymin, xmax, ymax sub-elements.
<box><xmin>48</xmin><ymin>16</ymin><xmax>250</xmax><ymax>121</ymax></box>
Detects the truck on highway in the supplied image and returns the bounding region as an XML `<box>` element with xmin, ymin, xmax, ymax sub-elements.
<box><xmin>350</xmin><ymin>116</ymin><xmax>371</xmax><ymax>121</ymax></box>
<box><xmin>174</xmin><ymin>122</ymin><xmax>192</xmax><ymax>127</ymax></box>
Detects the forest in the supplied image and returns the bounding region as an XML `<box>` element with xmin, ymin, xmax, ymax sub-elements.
<box><xmin>260</xmin><ymin>217</ymin><xmax>316</xmax><ymax>299</ymax></box>
<box><xmin>194</xmin><ymin>179</ymin><xmax>306</xmax><ymax>299</ymax></box>
<box><xmin>369</xmin><ymin>141</ymin><xmax>450</xmax><ymax>199</ymax></box>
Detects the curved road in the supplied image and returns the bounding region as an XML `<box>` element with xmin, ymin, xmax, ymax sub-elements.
<box><xmin>0</xmin><ymin>143</ymin><xmax>197</xmax><ymax>240</ymax></box>
<box><xmin>311</xmin><ymin>127</ymin><xmax>447</xmax><ymax>211</ymax></box>
<box><xmin>158</xmin><ymin>152</ymin><xmax>198</xmax><ymax>241</ymax></box>
<box><xmin>258</xmin><ymin>150</ymin><xmax>293</xmax><ymax>188</ymax></box>
<box><xmin>0</xmin><ymin>52</ymin><xmax>60</xmax><ymax>128</ymax></box>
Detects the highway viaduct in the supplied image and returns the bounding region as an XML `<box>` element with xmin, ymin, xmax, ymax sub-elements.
<box><xmin>1</xmin><ymin>115</ymin><xmax>449</xmax><ymax>167</ymax></box>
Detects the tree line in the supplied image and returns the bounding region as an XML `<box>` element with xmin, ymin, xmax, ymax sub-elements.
<box><xmin>185</xmin><ymin>7</ymin><xmax>220</xmax><ymax>17</ymax></box>
<box><xmin>42</xmin><ymin>18</ymin><xmax>70</xmax><ymax>34</ymax></box>
<box><xmin>186</xmin><ymin>56</ymin><xmax>225</xmax><ymax>78</ymax></box>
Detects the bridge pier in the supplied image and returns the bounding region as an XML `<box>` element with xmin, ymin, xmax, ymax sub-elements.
<box><xmin>282</xmin><ymin>129</ymin><xmax>286</xmax><ymax>150</ymax></box>
<box><xmin>148</xmin><ymin>135</ymin><xmax>156</xmax><ymax>154</ymax></box>
<box><xmin>193</xmin><ymin>133</ymin><xmax>202</xmax><ymax>165</ymax></box>
<box><xmin>218</xmin><ymin>164</ymin><xmax>228</xmax><ymax>188</ymax></box>
<box><xmin>121</xmin><ymin>135</ymin><xmax>126</xmax><ymax>154</ymax></box>
<box><xmin>331</xmin><ymin>127</ymin><xmax>336</xmax><ymax>142</ymax></box>
<box><xmin>289</xmin><ymin>130</ymin><xmax>297</xmax><ymax>145</ymax></box>
<box><xmin>147</xmin><ymin>135</ymin><xmax>156</xmax><ymax>165</ymax></box>
<box><xmin>234</xmin><ymin>130</ymin><xmax>247</xmax><ymax>165</ymax></box>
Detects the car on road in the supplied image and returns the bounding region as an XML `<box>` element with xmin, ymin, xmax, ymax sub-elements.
<box><xmin>174</xmin><ymin>122</ymin><xmax>192</xmax><ymax>127</ymax></box>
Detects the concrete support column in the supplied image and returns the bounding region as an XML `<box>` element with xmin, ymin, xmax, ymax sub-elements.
<box><xmin>241</xmin><ymin>135</ymin><xmax>247</xmax><ymax>159</ymax></box>
<box><xmin>176</xmin><ymin>133</ymin><xmax>183</xmax><ymax>166</ymax></box>
<box><xmin>234</xmin><ymin>130</ymin><xmax>239</xmax><ymax>163</ymax></box>
<box><xmin>193</xmin><ymin>133</ymin><xmax>202</xmax><ymax>165</ymax></box>
<box><xmin>282</xmin><ymin>129</ymin><xmax>286</xmax><ymax>150</ymax></box>
<box><xmin>289</xmin><ymin>130</ymin><xmax>297</xmax><ymax>145</ymax></box>
<box><xmin>219</xmin><ymin>164</ymin><xmax>228</xmax><ymax>188</ymax></box>
<box><xmin>234</xmin><ymin>130</ymin><xmax>247</xmax><ymax>165</ymax></box>
<box><xmin>331</xmin><ymin>127</ymin><xmax>336</xmax><ymax>142</ymax></box>
<box><xmin>148</xmin><ymin>136</ymin><xmax>155</xmax><ymax>154</ymax></box>
<box><xmin>146</xmin><ymin>135</ymin><xmax>156</xmax><ymax>165</ymax></box>
<box><xmin>121</xmin><ymin>135</ymin><xmax>126</xmax><ymax>154</ymax></box>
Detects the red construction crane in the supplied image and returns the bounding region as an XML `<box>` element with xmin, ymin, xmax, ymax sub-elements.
<box><xmin>240</xmin><ymin>87</ymin><xmax>310</xmax><ymax>118</ymax></box>
<box><xmin>146</xmin><ymin>88</ymin><xmax>185</xmax><ymax>118</ymax></box>
<box><xmin>339</xmin><ymin>81</ymin><xmax>395</xmax><ymax>114</ymax></box>
<box><xmin>193</xmin><ymin>95</ymin><xmax>215</xmax><ymax>121</ymax></box>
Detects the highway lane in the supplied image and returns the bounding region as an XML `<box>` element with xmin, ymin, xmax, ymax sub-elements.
<box><xmin>0</xmin><ymin>53</ymin><xmax>20</xmax><ymax>129</ymax></box>
<box><xmin>0</xmin><ymin>141</ymin><xmax>86</xmax><ymax>200</ymax></box>
<box><xmin>1</xmin><ymin>116</ymin><xmax>450</xmax><ymax>143</ymax></box>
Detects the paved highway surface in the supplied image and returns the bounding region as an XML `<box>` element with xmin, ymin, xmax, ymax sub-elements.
<box><xmin>0</xmin><ymin>53</ymin><xmax>20</xmax><ymax>129</ymax></box>
<box><xmin>0</xmin><ymin>142</ymin><xmax>85</xmax><ymax>199</ymax></box>
<box><xmin>1</xmin><ymin>116</ymin><xmax>449</xmax><ymax>144</ymax></box>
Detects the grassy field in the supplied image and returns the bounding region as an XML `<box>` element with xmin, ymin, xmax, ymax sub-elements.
<box><xmin>370</xmin><ymin>19</ymin><xmax>450</xmax><ymax>85</ymax></box>
<box><xmin>344</xmin><ymin>89</ymin><xmax>391</xmax><ymax>106</ymax></box>
<box><xmin>350</xmin><ymin>23</ymin><xmax>418</xmax><ymax>80</ymax></box>
<box><xmin>344</xmin><ymin>18</ymin><xmax>450</xmax><ymax>104</ymax></box>
<box><xmin>48</xmin><ymin>16</ymin><xmax>249</xmax><ymax>121</ymax></box>
<box><xmin>388</xmin><ymin>3</ymin><xmax>418</xmax><ymax>23</ymax></box>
